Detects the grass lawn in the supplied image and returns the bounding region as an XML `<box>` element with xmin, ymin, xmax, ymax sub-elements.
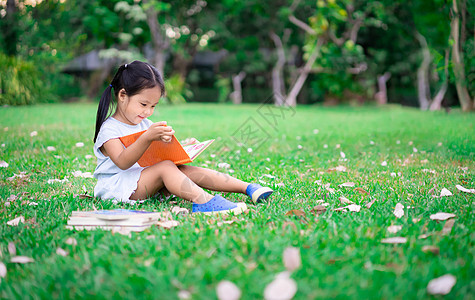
<box><xmin>0</xmin><ymin>102</ymin><xmax>474</xmax><ymax>299</ymax></box>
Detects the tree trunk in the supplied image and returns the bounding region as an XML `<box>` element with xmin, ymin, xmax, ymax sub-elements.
<box><xmin>2</xmin><ymin>0</ymin><xmax>18</xmax><ymax>56</ymax></box>
<box><xmin>230</xmin><ymin>71</ymin><xmax>246</xmax><ymax>104</ymax></box>
<box><xmin>142</xmin><ymin>0</ymin><xmax>169</xmax><ymax>76</ymax></box>
<box><xmin>375</xmin><ymin>72</ymin><xmax>391</xmax><ymax>105</ymax></box>
<box><xmin>415</xmin><ymin>32</ymin><xmax>431</xmax><ymax>110</ymax></box>
<box><xmin>285</xmin><ymin>39</ymin><xmax>324</xmax><ymax>107</ymax></box>
<box><xmin>450</xmin><ymin>0</ymin><xmax>473</xmax><ymax>111</ymax></box>
<box><xmin>269</xmin><ymin>32</ymin><xmax>286</xmax><ymax>106</ymax></box>
<box><xmin>429</xmin><ymin>49</ymin><xmax>450</xmax><ymax>111</ymax></box>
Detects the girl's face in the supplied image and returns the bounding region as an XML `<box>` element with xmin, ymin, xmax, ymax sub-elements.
<box><xmin>114</xmin><ymin>86</ymin><xmax>161</xmax><ymax>125</ymax></box>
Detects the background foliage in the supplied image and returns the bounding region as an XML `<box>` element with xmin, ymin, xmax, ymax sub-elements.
<box><xmin>0</xmin><ymin>0</ymin><xmax>473</xmax><ymax>107</ymax></box>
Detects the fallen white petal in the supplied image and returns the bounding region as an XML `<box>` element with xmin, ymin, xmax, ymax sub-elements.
<box><xmin>0</xmin><ymin>161</ymin><xmax>8</xmax><ymax>168</ymax></box>
<box><xmin>218</xmin><ymin>162</ymin><xmax>230</xmax><ymax>169</ymax></box>
<box><xmin>8</xmin><ymin>242</ymin><xmax>16</xmax><ymax>255</ymax></box>
<box><xmin>72</xmin><ymin>171</ymin><xmax>93</xmax><ymax>178</ymax></box>
<box><xmin>65</xmin><ymin>237</ymin><xmax>78</xmax><ymax>246</ymax></box>
<box><xmin>47</xmin><ymin>178</ymin><xmax>69</xmax><ymax>184</ymax></box>
<box><xmin>393</xmin><ymin>203</ymin><xmax>404</xmax><ymax>219</ymax></box>
<box><xmin>157</xmin><ymin>220</ymin><xmax>179</xmax><ymax>229</ymax></box>
<box><xmin>178</xmin><ymin>290</ymin><xmax>192</xmax><ymax>300</ymax></box>
<box><xmin>46</xmin><ymin>146</ymin><xmax>56</xmax><ymax>151</ymax></box>
<box><xmin>261</xmin><ymin>174</ymin><xmax>276</xmax><ymax>179</ymax></box>
<box><xmin>10</xmin><ymin>256</ymin><xmax>34</xmax><ymax>263</ymax></box>
<box><xmin>0</xmin><ymin>262</ymin><xmax>6</xmax><ymax>278</ymax></box>
<box><xmin>75</xmin><ymin>142</ymin><xmax>84</xmax><ymax>147</ymax></box>
<box><xmin>381</xmin><ymin>237</ymin><xmax>407</xmax><ymax>244</ymax></box>
<box><xmin>340</xmin><ymin>151</ymin><xmax>346</xmax><ymax>158</ymax></box>
<box><xmin>283</xmin><ymin>247</ymin><xmax>301</xmax><ymax>272</ymax></box>
<box><xmin>313</xmin><ymin>129</ymin><xmax>319</xmax><ymax>134</ymax></box>
<box><xmin>216</xmin><ymin>280</ymin><xmax>241</xmax><ymax>300</ymax></box>
<box><xmin>430</xmin><ymin>212</ymin><xmax>456</xmax><ymax>221</ymax></box>
<box><xmin>171</xmin><ymin>206</ymin><xmax>189</xmax><ymax>215</ymax></box>
<box><xmin>85</xmin><ymin>154</ymin><xmax>94</xmax><ymax>159</ymax></box>
<box><xmin>7</xmin><ymin>216</ymin><xmax>25</xmax><ymax>226</ymax></box>
<box><xmin>427</xmin><ymin>274</ymin><xmax>456</xmax><ymax>295</ymax></box>
<box><xmin>56</xmin><ymin>248</ymin><xmax>69</xmax><ymax>257</ymax></box>
<box><xmin>30</xmin><ymin>131</ymin><xmax>38</xmax><ymax>137</ymax></box>
<box><xmin>455</xmin><ymin>185</ymin><xmax>475</xmax><ymax>194</ymax></box>
<box><xmin>440</xmin><ymin>188</ymin><xmax>453</xmax><ymax>197</ymax></box>
<box><xmin>387</xmin><ymin>225</ymin><xmax>403</xmax><ymax>233</ymax></box>
<box><xmin>381</xmin><ymin>161</ymin><xmax>388</xmax><ymax>167</ymax></box>
<box><xmin>339</xmin><ymin>182</ymin><xmax>355</xmax><ymax>187</ymax></box>
<box><xmin>346</xmin><ymin>204</ymin><xmax>361</xmax><ymax>212</ymax></box>
<box><xmin>339</xmin><ymin>196</ymin><xmax>353</xmax><ymax>204</ymax></box>
<box><xmin>264</xmin><ymin>274</ymin><xmax>297</xmax><ymax>300</ymax></box>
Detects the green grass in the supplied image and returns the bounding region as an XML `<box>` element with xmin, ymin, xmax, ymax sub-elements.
<box><xmin>1</xmin><ymin>103</ymin><xmax>474</xmax><ymax>299</ymax></box>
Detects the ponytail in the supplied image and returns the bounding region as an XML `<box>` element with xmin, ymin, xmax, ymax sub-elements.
<box><xmin>93</xmin><ymin>85</ymin><xmax>113</xmax><ymax>143</ymax></box>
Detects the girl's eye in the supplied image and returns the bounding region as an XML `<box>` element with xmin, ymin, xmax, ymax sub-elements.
<box><xmin>141</xmin><ymin>103</ymin><xmax>146</xmax><ymax>107</ymax></box>
<box><xmin>152</xmin><ymin>105</ymin><xmax>156</xmax><ymax>108</ymax></box>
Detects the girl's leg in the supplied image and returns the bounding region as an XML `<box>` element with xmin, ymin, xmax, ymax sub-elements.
<box><xmin>178</xmin><ymin>165</ymin><xmax>248</xmax><ymax>194</ymax></box>
<box><xmin>130</xmin><ymin>160</ymin><xmax>212</xmax><ymax>203</ymax></box>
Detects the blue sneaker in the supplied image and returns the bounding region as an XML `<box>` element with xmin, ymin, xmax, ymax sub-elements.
<box><xmin>192</xmin><ymin>195</ymin><xmax>247</xmax><ymax>215</ymax></box>
<box><xmin>246</xmin><ymin>183</ymin><xmax>273</xmax><ymax>204</ymax></box>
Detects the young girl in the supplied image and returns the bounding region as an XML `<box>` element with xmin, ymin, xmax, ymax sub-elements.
<box><xmin>93</xmin><ymin>60</ymin><xmax>273</xmax><ymax>215</ymax></box>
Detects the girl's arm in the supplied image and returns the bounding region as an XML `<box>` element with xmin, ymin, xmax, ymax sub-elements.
<box><xmin>102</xmin><ymin>122</ymin><xmax>175</xmax><ymax>170</ymax></box>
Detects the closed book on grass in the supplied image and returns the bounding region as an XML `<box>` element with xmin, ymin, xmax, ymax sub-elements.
<box><xmin>67</xmin><ymin>217</ymin><xmax>157</xmax><ymax>226</ymax></box>
<box><xmin>66</xmin><ymin>225</ymin><xmax>153</xmax><ymax>232</ymax></box>
<box><xmin>119</xmin><ymin>130</ymin><xmax>214</xmax><ymax>167</ymax></box>
<box><xmin>70</xmin><ymin>209</ymin><xmax>164</xmax><ymax>221</ymax></box>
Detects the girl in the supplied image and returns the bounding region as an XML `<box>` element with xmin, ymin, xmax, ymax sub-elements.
<box><xmin>93</xmin><ymin>61</ymin><xmax>273</xmax><ymax>215</ymax></box>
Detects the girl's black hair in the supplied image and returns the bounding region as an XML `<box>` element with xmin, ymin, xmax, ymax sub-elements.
<box><xmin>93</xmin><ymin>60</ymin><xmax>165</xmax><ymax>143</ymax></box>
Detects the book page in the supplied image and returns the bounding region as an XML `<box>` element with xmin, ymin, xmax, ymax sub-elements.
<box><xmin>183</xmin><ymin>139</ymin><xmax>215</xmax><ymax>161</ymax></box>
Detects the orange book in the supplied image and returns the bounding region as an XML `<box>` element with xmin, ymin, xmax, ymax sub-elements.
<box><xmin>119</xmin><ymin>130</ymin><xmax>214</xmax><ymax>167</ymax></box>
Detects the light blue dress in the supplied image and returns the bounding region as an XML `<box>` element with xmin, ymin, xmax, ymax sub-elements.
<box><xmin>93</xmin><ymin>117</ymin><xmax>153</xmax><ymax>203</ymax></box>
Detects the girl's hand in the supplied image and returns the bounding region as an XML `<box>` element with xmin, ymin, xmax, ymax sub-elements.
<box><xmin>144</xmin><ymin>121</ymin><xmax>175</xmax><ymax>143</ymax></box>
<box><xmin>181</xmin><ymin>137</ymin><xmax>200</xmax><ymax>146</ymax></box>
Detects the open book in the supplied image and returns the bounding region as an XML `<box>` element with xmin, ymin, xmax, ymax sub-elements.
<box><xmin>119</xmin><ymin>130</ymin><xmax>214</xmax><ymax>167</ymax></box>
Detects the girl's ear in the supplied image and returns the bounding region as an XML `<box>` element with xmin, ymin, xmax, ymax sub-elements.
<box><xmin>118</xmin><ymin>88</ymin><xmax>128</xmax><ymax>102</ymax></box>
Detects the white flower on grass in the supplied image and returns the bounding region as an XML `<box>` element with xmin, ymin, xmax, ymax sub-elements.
<box><xmin>75</xmin><ymin>142</ymin><xmax>84</xmax><ymax>148</ymax></box>
<box><xmin>370</xmin><ymin>140</ymin><xmax>375</xmax><ymax>145</ymax></box>
<box><xmin>323</xmin><ymin>144</ymin><xmax>328</xmax><ymax>148</ymax></box>
<box><xmin>217</xmin><ymin>162</ymin><xmax>230</xmax><ymax>169</ymax></box>
<box><xmin>313</xmin><ymin>129</ymin><xmax>319</xmax><ymax>134</ymax></box>
<box><xmin>437</xmin><ymin>142</ymin><xmax>443</xmax><ymax>147</ymax></box>
<box><xmin>46</xmin><ymin>146</ymin><xmax>56</xmax><ymax>151</ymax></box>
<box><xmin>1</xmin><ymin>143</ymin><xmax>5</xmax><ymax>147</ymax></box>
<box><xmin>393</xmin><ymin>203</ymin><xmax>404</xmax><ymax>218</ymax></box>
<box><xmin>0</xmin><ymin>161</ymin><xmax>8</xmax><ymax>168</ymax></box>
<box><xmin>297</xmin><ymin>145</ymin><xmax>303</xmax><ymax>149</ymax></box>
<box><xmin>427</xmin><ymin>274</ymin><xmax>456</xmax><ymax>295</ymax></box>
<box><xmin>247</xmin><ymin>148</ymin><xmax>252</xmax><ymax>153</ymax></box>
<box><xmin>216</xmin><ymin>281</ymin><xmax>241</xmax><ymax>300</ymax></box>
<box><xmin>440</xmin><ymin>188</ymin><xmax>453</xmax><ymax>197</ymax></box>
<box><xmin>413</xmin><ymin>147</ymin><xmax>418</xmax><ymax>153</ymax></box>
<box><xmin>390</xmin><ymin>172</ymin><xmax>397</xmax><ymax>177</ymax></box>
<box><xmin>340</xmin><ymin>151</ymin><xmax>346</xmax><ymax>158</ymax></box>
<box><xmin>30</xmin><ymin>131</ymin><xmax>38</xmax><ymax>137</ymax></box>
<box><xmin>396</xmin><ymin>140</ymin><xmax>401</xmax><ymax>144</ymax></box>
<box><xmin>408</xmin><ymin>141</ymin><xmax>413</xmax><ymax>145</ymax></box>
<box><xmin>336</xmin><ymin>144</ymin><xmax>341</xmax><ymax>149</ymax></box>
<box><xmin>48</xmin><ymin>178</ymin><xmax>69</xmax><ymax>184</ymax></box>
<box><xmin>72</xmin><ymin>171</ymin><xmax>93</xmax><ymax>178</ymax></box>
<box><xmin>85</xmin><ymin>155</ymin><xmax>94</xmax><ymax>159</ymax></box>
<box><xmin>381</xmin><ymin>161</ymin><xmax>388</xmax><ymax>166</ymax></box>
<box><xmin>387</xmin><ymin>225</ymin><xmax>403</xmax><ymax>233</ymax></box>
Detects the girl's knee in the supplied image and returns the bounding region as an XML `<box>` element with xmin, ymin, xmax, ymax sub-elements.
<box><xmin>151</xmin><ymin>160</ymin><xmax>177</xmax><ymax>173</ymax></box>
